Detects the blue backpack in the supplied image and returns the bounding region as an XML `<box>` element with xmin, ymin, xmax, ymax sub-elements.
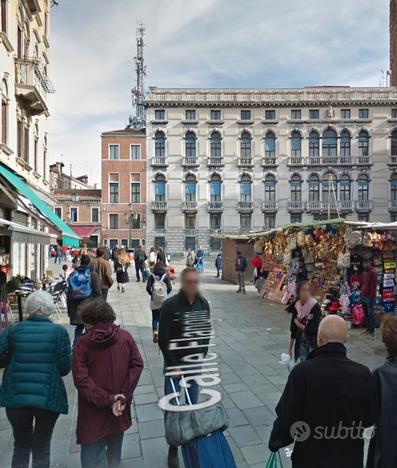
<box><xmin>68</xmin><ymin>267</ymin><xmax>93</xmax><ymax>300</ymax></box>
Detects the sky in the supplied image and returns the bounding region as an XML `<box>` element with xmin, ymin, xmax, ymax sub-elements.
<box><xmin>49</xmin><ymin>0</ymin><xmax>390</xmax><ymax>185</ymax></box>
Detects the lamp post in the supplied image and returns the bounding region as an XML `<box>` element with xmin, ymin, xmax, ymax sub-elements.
<box><xmin>126</xmin><ymin>203</ymin><xmax>139</xmax><ymax>249</ymax></box>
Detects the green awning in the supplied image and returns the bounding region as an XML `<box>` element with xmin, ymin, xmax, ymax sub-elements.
<box><xmin>0</xmin><ymin>163</ymin><xmax>80</xmax><ymax>247</ymax></box>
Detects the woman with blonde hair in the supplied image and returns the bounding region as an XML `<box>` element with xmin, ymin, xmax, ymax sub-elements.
<box><xmin>114</xmin><ymin>248</ymin><xmax>130</xmax><ymax>293</ymax></box>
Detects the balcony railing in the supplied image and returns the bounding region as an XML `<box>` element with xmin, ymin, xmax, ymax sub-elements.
<box><xmin>237</xmin><ymin>157</ymin><xmax>254</xmax><ymax>167</ymax></box>
<box><xmin>151</xmin><ymin>201</ymin><xmax>168</xmax><ymax>211</ymax></box>
<box><xmin>207</xmin><ymin>201</ymin><xmax>224</xmax><ymax>211</ymax></box>
<box><xmin>207</xmin><ymin>157</ymin><xmax>224</xmax><ymax>167</ymax></box>
<box><xmin>261</xmin><ymin>157</ymin><xmax>277</xmax><ymax>166</ymax></box>
<box><xmin>307</xmin><ymin>200</ymin><xmax>353</xmax><ymax>212</ymax></box>
<box><xmin>389</xmin><ymin>200</ymin><xmax>397</xmax><ymax>211</ymax></box>
<box><xmin>288</xmin><ymin>200</ymin><xmax>305</xmax><ymax>212</ymax></box>
<box><xmin>356</xmin><ymin>155</ymin><xmax>371</xmax><ymax>165</ymax></box>
<box><xmin>308</xmin><ymin>157</ymin><xmax>321</xmax><ymax>165</ymax></box>
<box><xmin>322</xmin><ymin>156</ymin><xmax>339</xmax><ymax>165</ymax></box>
<box><xmin>151</xmin><ymin>157</ymin><xmax>168</xmax><ymax>167</ymax></box>
<box><xmin>261</xmin><ymin>201</ymin><xmax>278</xmax><ymax>212</ymax></box>
<box><xmin>339</xmin><ymin>200</ymin><xmax>354</xmax><ymax>211</ymax></box>
<box><xmin>307</xmin><ymin>156</ymin><xmax>366</xmax><ymax>166</ymax></box>
<box><xmin>15</xmin><ymin>58</ymin><xmax>54</xmax><ymax>115</ymax></box>
<box><xmin>182</xmin><ymin>157</ymin><xmax>199</xmax><ymax>167</ymax></box>
<box><xmin>288</xmin><ymin>157</ymin><xmax>305</xmax><ymax>166</ymax></box>
<box><xmin>356</xmin><ymin>200</ymin><xmax>372</xmax><ymax>212</ymax></box>
<box><xmin>339</xmin><ymin>156</ymin><xmax>353</xmax><ymax>165</ymax></box>
<box><xmin>182</xmin><ymin>201</ymin><xmax>198</xmax><ymax>211</ymax></box>
<box><xmin>238</xmin><ymin>201</ymin><xmax>254</xmax><ymax>212</ymax></box>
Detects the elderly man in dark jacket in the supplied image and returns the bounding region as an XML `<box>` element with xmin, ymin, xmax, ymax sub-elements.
<box><xmin>269</xmin><ymin>315</ymin><xmax>376</xmax><ymax>468</ymax></box>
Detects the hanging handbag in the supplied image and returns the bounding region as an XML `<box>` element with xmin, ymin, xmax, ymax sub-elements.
<box><xmin>165</xmin><ymin>377</ymin><xmax>229</xmax><ymax>447</ymax></box>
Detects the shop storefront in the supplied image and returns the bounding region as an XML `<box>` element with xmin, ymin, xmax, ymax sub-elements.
<box><xmin>0</xmin><ymin>163</ymin><xmax>79</xmax><ymax>281</ymax></box>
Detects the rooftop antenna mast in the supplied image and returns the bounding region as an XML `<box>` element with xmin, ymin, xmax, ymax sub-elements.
<box><xmin>127</xmin><ymin>22</ymin><xmax>146</xmax><ymax>129</ymax></box>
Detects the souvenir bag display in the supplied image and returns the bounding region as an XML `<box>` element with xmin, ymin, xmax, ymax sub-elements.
<box><xmin>337</xmin><ymin>251</ymin><xmax>351</xmax><ymax>269</ymax></box>
<box><xmin>352</xmin><ymin>303</ymin><xmax>365</xmax><ymax>326</ymax></box>
<box><xmin>382</xmin><ymin>255</ymin><xmax>396</xmax><ymax>313</ymax></box>
<box><xmin>344</xmin><ymin>230</ymin><xmax>362</xmax><ymax>250</ymax></box>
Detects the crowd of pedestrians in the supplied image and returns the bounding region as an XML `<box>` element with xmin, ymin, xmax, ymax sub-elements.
<box><xmin>0</xmin><ymin>243</ymin><xmax>396</xmax><ymax>468</ymax></box>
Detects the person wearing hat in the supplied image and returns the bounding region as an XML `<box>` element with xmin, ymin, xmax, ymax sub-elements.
<box><xmin>0</xmin><ymin>290</ymin><xmax>72</xmax><ymax>468</ymax></box>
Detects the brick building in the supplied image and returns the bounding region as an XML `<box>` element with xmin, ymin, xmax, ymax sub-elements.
<box><xmin>101</xmin><ymin>128</ymin><xmax>146</xmax><ymax>250</ymax></box>
<box><xmin>52</xmin><ymin>188</ymin><xmax>101</xmax><ymax>247</ymax></box>
<box><xmin>391</xmin><ymin>0</ymin><xmax>397</xmax><ymax>86</ymax></box>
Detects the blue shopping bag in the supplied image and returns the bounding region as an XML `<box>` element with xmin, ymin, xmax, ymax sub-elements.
<box><xmin>182</xmin><ymin>430</ymin><xmax>237</xmax><ymax>468</ymax></box>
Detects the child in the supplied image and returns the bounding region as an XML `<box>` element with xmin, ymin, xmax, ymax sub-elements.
<box><xmin>60</xmin><ymin>264</ymin><xmax>71</xmax><ymax>281</ymax></box>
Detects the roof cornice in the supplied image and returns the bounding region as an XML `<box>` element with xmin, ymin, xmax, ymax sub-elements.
<box><xmin>145</xmin><ymin>87</ymin><xmax>397</xmax><ymax>108</ymax></box>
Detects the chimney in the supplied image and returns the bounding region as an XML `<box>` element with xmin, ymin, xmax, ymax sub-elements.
<box><xmin>391</xmin><ymin>0</ymin><xmax>397</xmax><ymax>86</ymax></box>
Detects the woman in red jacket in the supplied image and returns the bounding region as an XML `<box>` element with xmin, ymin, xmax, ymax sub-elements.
<box><xmin>72</xmin><ymin>298</ymin><xmax>144</xmax><ymax>468</ymax></box>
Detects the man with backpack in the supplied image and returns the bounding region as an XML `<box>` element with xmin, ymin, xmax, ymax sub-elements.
<box><xmin>67</xmin><ymin>255</ymin><xmax>101</xmax><ymax>345</ymax></box>
<box><xmin>146</xmin><ymin>261</ymin><xmax>172</xmax><ymax>343</ymax></box>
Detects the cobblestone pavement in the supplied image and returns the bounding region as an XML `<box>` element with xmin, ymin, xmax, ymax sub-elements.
<box><xmin>0</xmin><ymin>260</ymin><xmax>387</xmax><ymax>467</ymax></box>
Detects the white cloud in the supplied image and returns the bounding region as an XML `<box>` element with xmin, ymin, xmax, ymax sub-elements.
<box><xmin>49</xmin><ymin>0</ymin><xmax>389</xmax><ymax>184</ymax></box>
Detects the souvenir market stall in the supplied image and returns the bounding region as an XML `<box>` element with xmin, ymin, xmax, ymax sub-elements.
<box><xmin>251</xmin><ymin>219</ymin><xmax>397</xmax><ymax>326</ymax></box>
<box><xmin>252</xmin><ymin>219</ymin><xmax>352</xmax><ymax>305</ymax></box>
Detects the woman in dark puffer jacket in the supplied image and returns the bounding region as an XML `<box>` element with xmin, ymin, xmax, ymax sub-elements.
<box><xmin>0</xmin><ymin>290</ymin><xmax>72</xmax><ymax>468</ymax></box>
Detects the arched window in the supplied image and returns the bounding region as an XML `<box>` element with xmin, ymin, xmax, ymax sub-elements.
<box><xmin>240</xmin><ymin>174</ymin><xmax>252</xmax><ymax>201</ymax></box>
<box><xmin>339</xmin><ymin>174</ymin><xmax>351</xmax><ymax>201</ymax></box>
<box><xmin>322</xmin><ymin>172</ymin><xmax>337</xmax><ymax>203</ymax></box>
<box><xmin>240</xmin><ymin>131</ymin><xmax>252</xmax><ymax>158</ymax></box>
<box><xmin>309</xmin><ymin>174</ymin><xmax>320</xmax><ymax>202</ymax></box>
<box><xmin>210</xmin><ymin>174</ymin><xmax>222</xmax><ymax>202</ymax></box>
<box><xmin>309</xmin><ymin>131</ymin><xmax>319</xmax><ymax>158</ymax></box>
<box><xmin>392</xmin><ymin>130</ymin><xmax>397</xmax><ymax>157</ymax></box>
<box><xmin>185</xmin><ymin>174</ymin><xmax>197</xmax><ymax>201</ymax></box>
<box><xmin>154</xmin><ymin>131</ymin><xmax>166</xmax><ymax>158</ymax></box>
<box><xmin>358</xmin><ymin>130</ymin><xmax>369</xmax><ymax>157</ymax></box>
<box><xmin>322</xmin><ymin>128</ymin><xmax>337</xmax><ymax>157</ymax></box>
<box><xmin>185</xmin><ymin>131</ymin><xmax>197</xmax><ymax>158</ymax></box>
<box><xmin>340</xmin><ymin>130</ymin><xmax>351</xmax><ymax>158</ymax></box>
<box><xmin>290</xmin><ymin>174</ymin><xmax>302</xmax><ymax>202</ymax></box>
<box><xmin>291</xmin><ymin>131</ymin><xmax>302</xmax><ymax>158</ymax></box>
<box><xmin>154</xmin><ymin>174</ymin><xmax>166</xmax><ymax>201</ymax></box>
<box><xmin>210</xmin><ymin>131</ymin><xmax>222</xmax><ymax>158</ymax></box>
<box><xmin>358</xmin><ymin>174</ymin><xmax>369</xmax><ymax>201</ymax></box>
<box><xmin>264</xmin><ymin>174</ymin><xmax>276</xmax><ymax>202</ymax></box>
<box><xmin>265</xmin><ymin>131</ymin><xmax>276</xmax><ymax>158</ymax></box>
<box><xmin>391</xmin><ymin>174</ymin><xmax>397</xmax><ymax>201</ymax></box>
<box><xmin>1</xmin><ymin>79</ymin><xmax>8</xmax><ymax>145</ymax></box>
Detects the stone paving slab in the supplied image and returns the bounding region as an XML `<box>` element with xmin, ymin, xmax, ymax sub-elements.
<box><xmin>0</xmin><ymin>260</ymin><xmax>387</xmax><ymax>467</ymax></box>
